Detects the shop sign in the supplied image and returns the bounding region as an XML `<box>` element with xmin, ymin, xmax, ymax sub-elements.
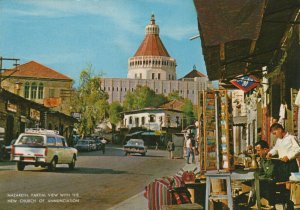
<box><xmin>30</xmin><ymin>108</ymin><xmax>40</xmax><ymax>121</ymax></box>
<box><xmin>7</xmin><ymin>101</ymin><xmax>17</xmax><ymax>112</ymax></box>
<box><xmin>230</xmin><ymin>75</ymin><xmax>259</xmax><ymax>93</ymax></box>
<box><xmin>43</xmin><ymin>97</ymin><xmax>61</xmax><ymax>107</ymax></box>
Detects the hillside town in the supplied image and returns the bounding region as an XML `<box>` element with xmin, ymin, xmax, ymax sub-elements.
<box><xmin>0</xmin><ymin>1</ymin><xmax>300</xmax><ymax>210</ymax></box>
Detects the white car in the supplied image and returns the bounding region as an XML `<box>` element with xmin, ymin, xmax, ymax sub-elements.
<box><xmin>11</xmin><ymin>128</ymin><xmax>78</xmax><ymax>171</ymax></box>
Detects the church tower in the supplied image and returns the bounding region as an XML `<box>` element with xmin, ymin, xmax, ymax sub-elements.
<box><xmin>128</xmin><ymin>14</ymin><xmax>177</xmax><ymax>80</ymax></box>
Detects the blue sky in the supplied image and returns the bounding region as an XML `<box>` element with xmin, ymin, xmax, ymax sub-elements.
<box><xmin>0</xmin><ymin>0</ymin><xmax>206</xmax><ymax>86</ymax></box>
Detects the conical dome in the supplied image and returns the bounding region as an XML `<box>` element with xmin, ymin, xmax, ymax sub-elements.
<box><xmin>128</xmin><ymin>15</ymin><xmax>176</xmax><ymax>81</ymax></box>
<box><xmin>134</xmin><ymin>14</ymin><xmax>170</xmax><ymax>57</ymax></box>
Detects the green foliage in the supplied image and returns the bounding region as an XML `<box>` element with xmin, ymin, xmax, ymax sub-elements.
<box><xmin>181</xmin><ymin>99</ymin><xmax>195</xmax><ymax>126</ymax></box>
<box><xmin>109</xmin><ymin>101</ymin><xmax>123</xmax><ymax>126</ymax></box>
<box><xmin>71</xmin><ymin>65</ymin><xmax>109</xmax><ymax>137</ymax></box>
<box><xmin>167</xmin><ymin>91</ymin><xmax>183</xmax><ymax>101</ymax></box>
<box><xmin>123</xmin><ymin>85</ymin><xmax>167</xmax><ymax>111</ymax></box>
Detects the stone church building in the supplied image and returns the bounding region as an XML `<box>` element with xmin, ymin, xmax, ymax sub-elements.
<box><xmin>101</xmin><ymin>15</ymin><xmax>211</xmax><ymax>105</ymax></box>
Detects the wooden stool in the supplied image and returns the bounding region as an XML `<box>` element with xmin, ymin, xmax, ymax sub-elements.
<box><xmin>205</xmin><ymin>172</ymin><xmax>233</xmax><ymax>210</ymax></box>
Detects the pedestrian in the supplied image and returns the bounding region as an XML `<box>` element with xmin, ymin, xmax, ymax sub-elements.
<box><xmin>186</xmin><ymin>134</ymin><xmax>194</xmax><ymax>164</ymax></box>
<box><xmin>155</xmin><ymin>141</ymin><xmax>159</xmax><ymax>150</ymax></box>
<box><xmin>167</xmin><ymin>139</ymin><xmax>175</xmax><ymax>159</ymax></box>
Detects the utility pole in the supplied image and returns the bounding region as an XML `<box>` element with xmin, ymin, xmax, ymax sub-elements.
<box><xmin>0</xmin><ymin>57</ymin><xmax>20</xmax><ymax>90</ymax></box>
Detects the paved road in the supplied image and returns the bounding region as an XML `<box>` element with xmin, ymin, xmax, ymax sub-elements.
<box><xmin>0</xmin><ymin>145</ymin><xmax>186</xmax><ymax>210</ymax></box>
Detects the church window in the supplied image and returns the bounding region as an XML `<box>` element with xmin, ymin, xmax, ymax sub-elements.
<box><xmin>129</xmin><ymin>117</ymin><xmax>133</xmax><ymax>124</ymax></box>
<box><xmin>24</xmin><ymin>82</ymin><xmax>30</xmax><ymax>98</ymax></box>
<box><xmin>152</xmin><ymin>73</ymin><xmax>155</xmax><ymax>79</ymax></box>
<box><xmin>135</xmin><ymin>74</ymin><xmax>137</xmax><ymax>78</ymax></box>
<box><xmin>31</xmin><ymin>82</ymin><xmax>37</xmax><ymax>99</ymax></box>
<box><xmin>140</xmin><ymin>73</ymin><xmax>142</xmax><ymax>79</ymax></box>
<box><xmin>121</xmin><ymin>88</ymin><xmax>122</xmax><ymax>91</ymax></box>
<box><xmin>112</xmin><ymin>87</ymin><xmax>114</xmax><ymax>91</ymax></box>
<box><xmin>187</xmin><ymin>90</ymin><xmax>189</xmax><ymax>94</ymax></box>
<box><xmin>117</xmin><ymin>87</ymin><xmax>118</xmax><ymax>92</ymax></box>
<box><xmin>169</xmin><ymin>74</ymin><xmax>171</xmax><ymax>80</ymax></box>
<box><xmin>158</xmin><ymin>73</ymin><xmax>160</xmax><ymax>80</ymax></box>
<box><xmin>38</xmin><ymin>83</ymin><xmax>44</xmax><ymax>99</ymax></box>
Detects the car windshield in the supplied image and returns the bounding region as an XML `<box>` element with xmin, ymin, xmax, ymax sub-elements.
<box><xmin>127</xmin><ymin>139</ymin><xmax>144</xmax><ymax>146</ymax></box>
<box><xmin>17</xmin><ymin>135</ymin><xmax>44</xmax><ymax>146</ymax></box>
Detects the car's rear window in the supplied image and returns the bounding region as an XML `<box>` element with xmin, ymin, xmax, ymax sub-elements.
<box><xmin>17</xmin><ymin>135</ymin><xmax>44</xmax><ymax>146</ymax></box>
<box><xmin>128</xmin><ymin>140</ymin><xmax>144</xmax><ymax>146</ymax></box>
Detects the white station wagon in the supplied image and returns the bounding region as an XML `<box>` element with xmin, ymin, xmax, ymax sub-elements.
<box><xmin>11</xmin><ymin>128</ymin><xmax>78</xmax><ymax>171</ymax></box>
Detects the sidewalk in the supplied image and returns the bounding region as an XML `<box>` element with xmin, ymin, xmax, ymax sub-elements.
<box><xmin>107</xmin><ymin>163</ymin><xmax>198</xmax><ymax>210</ymax></box>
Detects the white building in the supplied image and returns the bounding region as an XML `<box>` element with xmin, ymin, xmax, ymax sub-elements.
<box><xmin>101</xmin><ymin>15</ymin><xmax>210</xmax><ymax>105</ymax></box>
<box><xmin>123</xmin><ymin>108</ymin><xmax>182</xmax><ymax>131</ymax></box>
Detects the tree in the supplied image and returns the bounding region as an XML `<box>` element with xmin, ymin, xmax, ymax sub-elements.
<box><xmin>167</xmin><ymin>91</ymin><xmax>183</xmax><ymax>101</ymax></box>
<box><xmin>108</xmin><ymin>101</ymin><xmax>123</xmax><ymax>131</ymax></box>
<box><xmin>181</xmin><ymin>99</ymin><xmax>195</xmax><ymax>127</ymax></box>
<box><xmin>71</xmin><ymin>65</ymin><xmax>109</xmax><ymax>137</ymax></box>
<box><xmin>123</xmin><ymin>85</ymin><xmax>167</xmax><ymax>111</ymax></box>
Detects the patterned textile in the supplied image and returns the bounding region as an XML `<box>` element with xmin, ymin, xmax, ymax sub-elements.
<box><xmin>144</xmin><ymin>175</ymin><xmax>187</xmax><ymax>210</ymax></box>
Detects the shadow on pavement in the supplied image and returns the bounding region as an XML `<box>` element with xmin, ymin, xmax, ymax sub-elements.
<box><xmin>21</xmin><ymin>167</ymin><xmax>129</xmax><ymax>175</ymax></box>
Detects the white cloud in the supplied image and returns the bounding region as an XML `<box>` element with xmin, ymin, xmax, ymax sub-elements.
<box><xmin>4</xmin><ymin>0</ymin><xmax>142</xmax><ymax>34</ymax></box>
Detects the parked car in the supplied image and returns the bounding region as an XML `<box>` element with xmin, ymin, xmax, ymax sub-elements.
<box><xmin>11</xmin><ymin>128</ymin><xmax>78</xmax><ymax>171</ymax></box>
<box><xmin>123</xmin><ymin>139</ymin><xmax>147</xmax><ymax>156</ymax></box>
<box><xmin>75</xmin><ymin>139</ymin><xmax>97</xmax><ymax>152</ymax></box>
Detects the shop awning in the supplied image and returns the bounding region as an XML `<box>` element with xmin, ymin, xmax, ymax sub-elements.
<box><xmin>193</xmin><ymin>0</ymin><xmax>300</xmax><ymax>81</ymax></box>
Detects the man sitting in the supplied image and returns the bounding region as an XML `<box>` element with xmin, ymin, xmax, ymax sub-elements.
<box><xmin>254</xmin><ymin>140</ymin><xmax>276</xmax><ymax>207</ymax></box>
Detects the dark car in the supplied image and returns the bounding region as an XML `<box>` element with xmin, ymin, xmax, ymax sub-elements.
<box><xmin>75</xmin><ymin>139</ymin><xmax>96</xmax><ymax>151</ymax></box>
<box><xmin>123</xmin><ymin>139</ymin><xmax>147</xmax><ymax>156</ymax></box>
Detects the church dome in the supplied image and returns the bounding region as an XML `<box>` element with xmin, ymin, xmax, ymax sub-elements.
<box><xmin>134</xmin><ymin>14</ymin><xmax>170</xmax><ymax>57</ymax></box>
<box><xmin>128</xmin><ymin>14</ymin><xmax>176</xmax><ymax>81</ymax></box>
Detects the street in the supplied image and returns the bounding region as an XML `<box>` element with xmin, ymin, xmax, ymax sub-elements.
<box><xmin>0</xmin><ymin>145</ymin><xmax>186</xmax><ymax>210</ymax></box>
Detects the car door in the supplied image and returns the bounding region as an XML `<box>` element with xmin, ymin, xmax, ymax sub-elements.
<box><xmin>55</xmin><ymin>137</ymin><xmax>66</xmax><ymax>163</ymax></box>
<box><xmin>61</xmin><ymin>138</ymin><xmax>73</xmax><ymax>163</ymax></box>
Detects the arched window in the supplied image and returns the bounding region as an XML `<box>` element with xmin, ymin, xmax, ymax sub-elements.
<box><xmin>38</xmin><ymin>83</ymin><xmax>44</xmax><ymax>99</ymax></box>
<box><xmin>129</xmin><ymin>116</ymin><xmax>133</xmax><ymax>124</ymax></box>
<box><xmin>31</xmin><ymin>82</ymin><xmax>37</xmax><ymax>99</ymax></box>
<box><xmin>24</xmin><ymin>82</ymin><xmax>30</xmax><ymax>98</ymax></box>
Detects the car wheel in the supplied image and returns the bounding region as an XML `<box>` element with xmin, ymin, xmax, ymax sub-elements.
<box><xmin>68</xmin><ymin>157</ymin><xmax>76</xmax><ymax>170</ymax></box>
<box><xmin>17</xmin><ymin>162</ymin><xmax>25</xmax><ymax>171</ymax></box>
<box><xmin>48</xmin><ymin>158</ymin><xmax>57</xmax><ymax>172</ymax></box>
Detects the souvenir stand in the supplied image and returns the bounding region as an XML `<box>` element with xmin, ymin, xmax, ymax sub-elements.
<box><xmin>198</xmin><ymin>89</ymin><xmax>262</xmax><ymax>210</ymax></box>
<box><xmin>198</xmin><ymin>89</ymin><xmax>233</xmax><ymax>172</ymax></box>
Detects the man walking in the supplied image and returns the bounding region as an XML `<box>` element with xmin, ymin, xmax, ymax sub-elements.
<box><xmin>186</xmin><ymin>134</ymin><xmax>194</xmax><ymax>164</ymax></box>
<box><xmin>167</xmin><ymin>139</ymin><xmax>175</xmax><ymax>159</ymax></box>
